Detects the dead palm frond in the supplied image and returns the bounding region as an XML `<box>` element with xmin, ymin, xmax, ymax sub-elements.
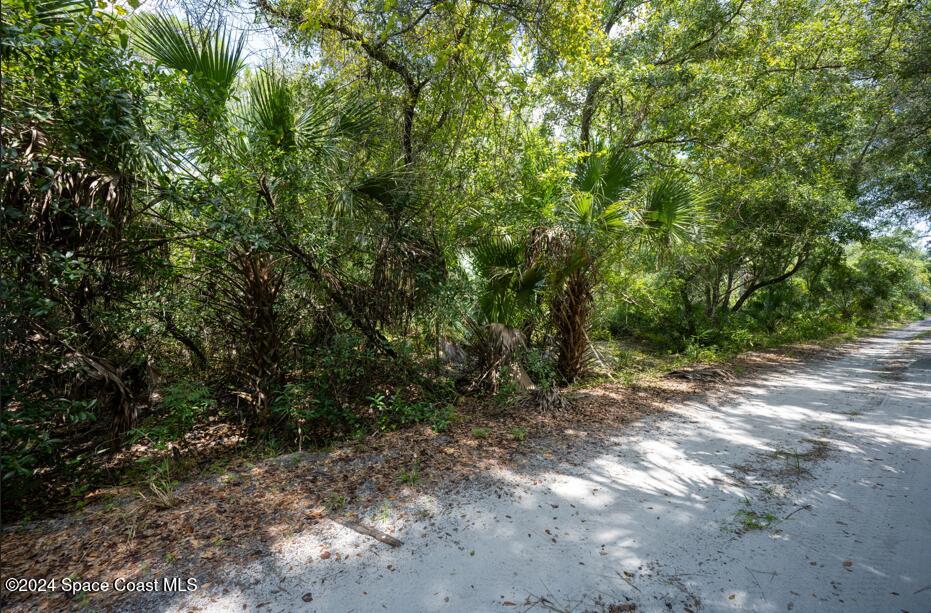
<box><xmin>463</xmin><ymin>318</ymin><xmax>533</xmax><ymax>393</ymax></box>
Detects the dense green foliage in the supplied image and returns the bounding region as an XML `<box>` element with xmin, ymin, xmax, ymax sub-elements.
<box><xmin>2</xmin><ymin>0</ymin><xmax>929</xmax><ymax>518</ymax></box>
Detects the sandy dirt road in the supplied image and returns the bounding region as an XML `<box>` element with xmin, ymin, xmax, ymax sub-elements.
<box><xmin>161</xmin><ymin>321</ymin><xmax>931</xmax><ymax>613</ymax></box>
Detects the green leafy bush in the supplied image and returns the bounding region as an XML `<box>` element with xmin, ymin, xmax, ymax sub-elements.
<box><xmin>369</xmin><ymin>394</ymin><xmax>455</xmax><ymax>433</ymax></box>
<box><xmin>127</xmin><ymin>381</ymin><xmax>214</xmax><ymax>448</ymax></box>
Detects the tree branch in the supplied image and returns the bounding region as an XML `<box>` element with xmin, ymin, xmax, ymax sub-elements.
<box><xmin>731</xmin><ymin>253</ymin><xmax>808</xmax><ymax>312</ymax></box>
<box><xmin>318</xmin><ymin>18</ymin><xmax>424</xmax><ymax>164</ymax></box>
<box><xmin>655</xmin><ymin>0</ymin><xmax>748</xmax><ymax>66</ymax></box>
<box><xmin>579</xmin><ymin>0</ymin><xmax>628</xmax><ymax>150</ymax></box>
<box><xmin>255</xmin><ymin>0</ymin><xmax>423</xmax><ymax>163</ymax></box>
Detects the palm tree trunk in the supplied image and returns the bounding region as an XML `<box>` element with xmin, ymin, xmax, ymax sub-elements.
<box><xmin>553</xmin><ymin>270</ymin><xmax>594</xmax><ymax>384</ymax></box>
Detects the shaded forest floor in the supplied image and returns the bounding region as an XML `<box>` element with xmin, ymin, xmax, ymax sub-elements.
<box><xmin>0</xmin><ymin>327</ymin><xmax>886</xmax><ymax>611</ymax></box>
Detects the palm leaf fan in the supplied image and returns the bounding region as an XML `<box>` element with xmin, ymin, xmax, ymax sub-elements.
<box><xmin>247</xmin><ymin>70</ymin><xmax>296</xmax><ymax>149</ymax></box>
<box><xmin>574</xmin><ymin>143</ymin><xmax>638</xmax><ymax>204</ymax></box>
<box><xmin>133</xmin><ymin>14</ymin><xmax>244</xmax><ymax>99</ymax></box>
<box><xmin>637</xmin><ymin>173</ymin><xmax>710</xmax><ymax>249</ymax></box>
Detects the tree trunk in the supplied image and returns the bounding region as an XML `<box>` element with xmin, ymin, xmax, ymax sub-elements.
<box><xmin>731</xmin><ymin>255</ymin><xmax>808</xmax><ymax>312</ymax></box>
<box><xmin>259</xmin><ymin>178</ymin><xmax>442</xmax><ymax>398</ymax></box>
<box><xmin>553</xmin><ymin>269</ymin><xmax>594</xmax><ymax>384</ymax></box>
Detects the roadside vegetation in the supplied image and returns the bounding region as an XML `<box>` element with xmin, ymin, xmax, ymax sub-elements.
<box><xmin>2</xmin><ymin>0</ymin><xmax>929</xmax><ymax>523</ymax></box>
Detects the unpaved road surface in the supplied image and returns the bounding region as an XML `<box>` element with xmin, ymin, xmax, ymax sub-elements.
<box><xmin>163</xmin><ymin>322</ymin><xmax>931</xmax><ymax>613</ymax></box>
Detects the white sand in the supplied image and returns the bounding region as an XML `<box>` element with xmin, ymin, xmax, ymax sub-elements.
<box><xmin>162</xmin><ymin>320</ymin><xmax>931</xmax><ymax>612</ymax></box>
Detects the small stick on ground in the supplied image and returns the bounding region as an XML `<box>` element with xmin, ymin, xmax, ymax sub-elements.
<box><xmin>330</xmin><ymin>517</ymin><xmax>403</xmax><ymax>547</ymax></box>
<box><xmin>783</xmin><ymin>504</ymin><xmax>812</xmax><ymax>520</ymax></box>
<box><xmin>616</xmin><ymin>570</ymin><xmax>641</xmax><ymax>592</ymax></box>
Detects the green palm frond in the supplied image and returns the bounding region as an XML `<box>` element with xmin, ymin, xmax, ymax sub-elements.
<box><xmin>355</xmin><ymin>169</ymin><xmax>412</xmax><ymax>211</ymax></box>
<box><xmin>238</xmin><ymin>77</ymin><xmax>376</xmax><ymax>155</ymax></box>
<box><xmin>566</xmin><ymin>143</ymin><xmax>638</xmax><ymax>235</ymax></box>
<box><xmin>333</xmin><ymin>92</ymin><xmax>377</xmax><ymax>139</ymax></box>
<box><xmin>471</xmin><ymin>235</ymin><xmax>546</xmax><ymax>324</ymax></box>
<box><xmin>513</xmin><ymin>263</ymin><xmax>547</xmax><ymax>307</ymax></box>
<box><xmin>598</xmin><ymin>200</ymin><xmax>629</xmax><ymax>231</ymax></box>
<box><xmin>574</xmin><ymin>143</ymin><xmax>638</xmax><ymax>204</ymax></box>
<box><xmin>635</xmin><ymin>172</ymin><xmax>711</xmax><ymax>249</ymax></box>
<box><xmin>133</xmin><ymin>14</ymin><xmax>244</xmax><ymax>99</ymax></box>
<box><xmin>564</xmin><ymin>190</ymin><xmax>630</xmax><ymax>234</ymax></box>
<box><xmin>328</xmin><ymin>186</ymin><xmax>357</xmax><ymax>218</ymax></box>
<box><xmin>567</xmin><ymin>191</ymin><xmax>595</xmax><ymax>226</ymax></box>
<box><xmin>473</xmin><ymin>235</ymin><xmax>522</xmax><ymax>274</ymax></box>
<box><xmin>294</xmin><ymin>85</ymin><xmax>376</xmax><ymax>150</ymax></box>
<box><xmin>294</xmin><ymin>93</ymin><xmax>339</xmax><ymax>150</ymax></box>
<box><xmin>31</xmin><ymin>0</ymin><xmax>90</xmax><ymax>23</ymax></box>
<box><xmin>247</xmin><ymin>70</ymin><xmax>296</xmax><ymax>148</ymax></box>
<box><xmin>327</xmin><ymin>168</ymin><xmax>413</xmax><ymax>218</ymax></box>
<box><xmin>223</xmin><ymin>131</ymin><xmax>253</xmax><ymax>164</ymax></box>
